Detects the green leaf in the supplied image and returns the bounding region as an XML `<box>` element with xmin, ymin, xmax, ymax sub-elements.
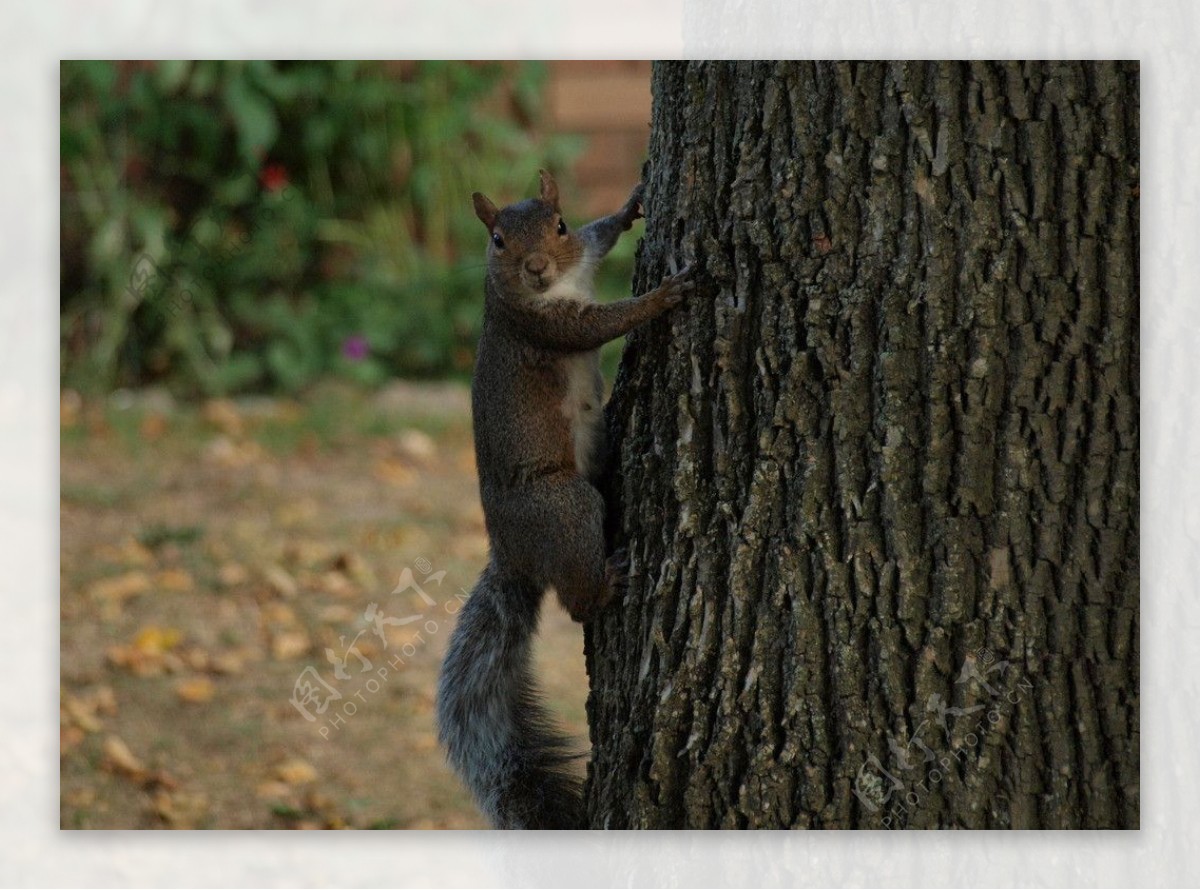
<box><xmin>223</xmin><ymin>77</ymin><xmax>279</xmax><ymax>166</ymax></box>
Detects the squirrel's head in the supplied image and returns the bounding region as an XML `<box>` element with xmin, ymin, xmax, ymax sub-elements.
<box><xmin>473</xmin><ymin>170</ymin><xmax>586</xmax><ymax>296</ymax></box>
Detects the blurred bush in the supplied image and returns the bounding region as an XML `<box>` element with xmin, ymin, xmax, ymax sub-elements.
<box><xmin>60</xmin><ymin>60</ymin><xmax>587</xmax><ymax>395</ymax></box>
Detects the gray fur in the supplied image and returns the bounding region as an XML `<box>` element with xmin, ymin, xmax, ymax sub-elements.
<box><xmin>436</xmin><ymin>173</ymin><xmax>694</xmax><ymax>829</ymax></box>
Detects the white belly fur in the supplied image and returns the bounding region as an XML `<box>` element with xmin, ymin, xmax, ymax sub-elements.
<box><xmin>545</xmin><ymin>257</ymin><xmax>603</xmax><ymax>477</ymax></box>
<box><xmin>562</xmin><ymin>352</ymin><xmax>602</xmax><ymax>477</ymax></box>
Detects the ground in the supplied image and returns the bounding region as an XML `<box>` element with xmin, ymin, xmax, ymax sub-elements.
<box><xmin>59</xmin><ymin>380</ymin><xmax>588</xmax><ymax>829</ymax></box>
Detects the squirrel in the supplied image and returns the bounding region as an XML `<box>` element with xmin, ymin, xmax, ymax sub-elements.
<box><xmin>435</xmin><ymin>170</ymin><xmax>694</xmax><ymax>829</ymax></box>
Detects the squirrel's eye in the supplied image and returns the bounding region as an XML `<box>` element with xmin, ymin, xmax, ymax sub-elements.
<box><xmin>557</xmin><ymin>218</ymin><xmax>568</xmax><ymax>236</ymax></box>
<box><xmin>491</xmin><ymin>232</ymin><xmax>505</xmax><ymax>250</ymax></box>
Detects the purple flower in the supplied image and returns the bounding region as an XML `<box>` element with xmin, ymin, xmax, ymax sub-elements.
<box><xmin>342</xmin><ymin>335</ymin><xmax>369</xmax><ymax>361</ymax></box>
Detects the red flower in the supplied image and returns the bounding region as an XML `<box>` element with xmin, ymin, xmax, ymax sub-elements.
<box><xmin>260</xmin><ymin>163</ymin><xmax>289</xmax><ymax>192</ymax></box>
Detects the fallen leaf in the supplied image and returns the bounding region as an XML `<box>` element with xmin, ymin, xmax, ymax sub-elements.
<box><xmin>102</xmin><ymin>735</ymin><xmax>146</xmax><ymax>782</ymax></box>
<box><xmin>202</xmin><ymin>398</ymin><xmax>244</xmax><ymax>437</ymax></box>
<box><xmin>61</xmin><ymin>725</ymin><xmax>85</xmax><ymax>755</ymax></box>
<box><xmin>262</xmin><ymin>602</ymin><xmax>298</xmax><ymax>626</ymax></box>
<box><xmin>256</xmin><ymin>780</ymin><xmax>291</xmax><ymax>800</ymax></box>
<box><xmin>95</xmin><ymin>538</ymin><xmax>155</xmax><ymax>568</ymax></box>
<box><xmin>319</xmin><ymin>570</ymin><xmax>354</xmax><ymax>598</ymax></box>
<box><xmin>275</xmin><ymin>758</ymin><xmax>318</xmax><ymax>785</ymax></box>
<box><xmin>151</xmin><ymin>789</ymin><xmax>209</xmax><ymax>829</ymax></box>
<box><xmin>139</xmin><ymin>412</ymin><xmax>168</xmax><ymax>441</ymax></box>
<box><xmin>203</xmin><ymin>436</ymin><xmax>263</xmax><ymax>468</ymax></box>
<box><xmin>374</xmin><ymin>458</ymin><xmax>415</xmax><ymax>487</ymax></box>
<box><xmin>263</xmin><ymin>565</ymin><xmax>298</xmax><ymax>598</ymax></box>
<box><xmin>93</xmin><ymin>685</ymin><xmax>117</xmax><ymax>716</ymax></box>
<box><xmin>88</xmin><ymin>571</ymin><xmax>151</xmax><ymax>606</ymax></box>
<box><xmin>134</xmin><ymin>625</ymin><xmax>182</xmax><ymax>655</ymax></box>
<box><xmin>217</xmin><ymin>562</ymin><xmax>249</xmax><ymax>587</ymax></box>
<box><xmin>396</xmin><ymin>428</ymin><xmax>437</xmax><ymax>463</ymax></box>
<box><xmin>64</xmin><ymin>787</ymin><xmax>96</xmax><ymax>808</ymax></box>
<box><xmin>61</xmin><ymin>390</ymin><xmax>83</xmax><ymax>428</ymax></box>
<box><xmin>155</xmin><ymin>568</ymin><xmax>195</xmax><ymax>592</ymax></box>
<box><xmin>271</xmin><ymin>630</ymin><xmax>311</xmax><ymax>661</ymax></box>
<box><xmin>182</xmin><ymin>647</ymin><xmax>210</xmax><ymax>671</ymax></box>
<box><xmin>175</xmin><ymin>677</ymin><xmax>215</xmax><ymax>704</ymax></box>
<box><xmin>210</xmin><ymin>652</ymin><xmax>245</xmax><ymax>675</ymax></box>
<box><xmin>62</xmin><ymin>694</ymin><xmax>103</xmax><ymax>733</ymax></box>
<box><xmin>278</xmin><ymin>499</ymin><xmax>319</xmax><ymax>528</ymax></box>
<box><xmin>318</xmin><ymin>604</ymin><xmax>356</xmax><ymax>624</ymax></box>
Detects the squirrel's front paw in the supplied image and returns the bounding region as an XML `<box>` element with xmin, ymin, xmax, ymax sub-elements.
<box><xmin>619</xmin><ymin>183</ymin><xmax>645</xmax><ymax>230</ymax></box>
<box><xmin>656</xmin><ymin>263</ymin><xmax>696</xmax><ymax>308</ymax></box>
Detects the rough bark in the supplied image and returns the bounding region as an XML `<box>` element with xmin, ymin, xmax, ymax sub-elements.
<box><xmin>586</xmin><ymin>61</ymin><xmax>1138</xmax><ymax>829</ymax></box>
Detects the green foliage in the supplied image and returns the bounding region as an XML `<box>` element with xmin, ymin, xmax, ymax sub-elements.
<box><xmin>61</xmin><ymin>61</ymin><xmax>581</xmax><ymax>395</ymax></box>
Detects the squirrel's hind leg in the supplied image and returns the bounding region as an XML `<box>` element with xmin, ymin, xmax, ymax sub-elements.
<box><xmin>493</xmin><ymin>475</ymin><xmax>612</xmax><ymax>623</ymax></box>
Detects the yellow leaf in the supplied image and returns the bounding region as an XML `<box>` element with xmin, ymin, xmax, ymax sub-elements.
<box><xmin>175</xmin><ymin>677</ymin><xmax>215</xmax><ymax>704</ymax></box>
<box><xmin>275</xmin><ymin>758</ymin><xmax>318</xmax><ymax>785</ymax></box>
<box><xmin>133</xmin><ymin>625</ymin><xmax>182</xmax><ymax>655</ymax></box>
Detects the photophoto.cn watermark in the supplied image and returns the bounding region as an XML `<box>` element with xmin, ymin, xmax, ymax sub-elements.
<box><xmin>288</xmin><ymin>556</ymin><xmax>468</xmax><ymax>739</ymax></box>
<box><xmin>852</xmin><ymin>646</ymin><xmax>1034</xmax><ymax>827</ymax></box>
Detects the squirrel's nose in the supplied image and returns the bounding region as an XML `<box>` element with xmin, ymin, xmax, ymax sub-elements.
<box><xmin>524</xmin><ymin>254</ymin><xmax>549</xmax><ymax>275</ymax></box>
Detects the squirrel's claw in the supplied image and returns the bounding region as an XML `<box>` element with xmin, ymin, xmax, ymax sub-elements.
<box><xmin>620</xmin><ymin>183</ymin><xmax>646</xmax><ymax>229</ymax></box>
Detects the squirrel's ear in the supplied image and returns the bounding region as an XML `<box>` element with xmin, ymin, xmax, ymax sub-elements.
<box><xmin>472</xmin><ymin>192</ymin><xmax>498</xmax><ymax>230</ymax></box>
<box><xmin>538</xmin><ymin>169</ymin><xmax>559</xmax><ymax>208</ymax></box>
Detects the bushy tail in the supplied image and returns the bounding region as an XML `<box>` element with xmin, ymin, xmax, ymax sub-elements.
<box><xmin>436</xmin><ymin>561</ymin><xmax>584</xmax><ymax>829</ymax></box>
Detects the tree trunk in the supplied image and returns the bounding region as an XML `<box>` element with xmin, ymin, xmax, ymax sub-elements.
<box><xmin>585</xmin><ymin>61</ymin><xmax>1138</xmax><ymax>830</ymax></box>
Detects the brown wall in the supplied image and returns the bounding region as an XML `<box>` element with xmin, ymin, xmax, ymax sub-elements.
<box><xmin>545</xmin><ymin>61</ymin><xmax>652</xmax><ymax>217</ymax></box>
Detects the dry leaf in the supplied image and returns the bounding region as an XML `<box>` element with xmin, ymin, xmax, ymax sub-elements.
<box><xmin>88</xmin><ymin>571</ymin><xmax>151</xmax><ymax>605</ymax></box>
<box><xmin>210</xmin><ymin>652</ymin><xmax>245</xmax><ymax>675</ymax></box>
<box><xmin>182</xmin><ymin>647</ymin><xmax>210</xmax><ymax>671</ymax></box>
<box><xmin>262</xmin><ymin>602</ymin><xmax>298</xmax><ymax>626</ymax></box>
<box><xmin>256</xmin><ymin>780</ymin><xmax>291</xmax><ymax>800</ymax></box>
<box><xmin>133</xmin><ymin>625</ymin><xmax>182</xmax><ymax>655</ymax></box>
<box><xmin>139</xmin><ymin>412</ymin><xmax>168</xmax><ymax>441</ymax></box>
<box><xmin>318</xmin><ymin>604</ymin><xmax>356</xmax><ymax>624</ymax></box>
<box><xmin>62</xmin><ymin>694</ymin><xmax>103</xmax><ymax>733</ymax></box>
<box><xmin>373</xmin><ymin>458</ymin><xmax>415</xmax><ymax>487</ymax></box>
<box><xmin>275</xmin><ymin>758</ymin><xmax>318</xmax><ymax>785</ymax></box>
<box><xmin>155</xmin><ymin>568</ymin><xmax>194</xmax><ymax>592</ymax></box>
<box><xmin>64</xmin><ymin>787</ymin><xmax>96</xmax><ymax>808</ymax></box>
<box><xmin>217</xmin><ymin>562</ymin><xmax>249</xmax><ymax>587</ymax></box>
<box><xmin>175</xmin><ymin>677</ymin><xmax>215</xmax><ymax>704</ymax></box>
<box><xmin>151</xmin><ymin>789</ymin><xmax>209</xmax><ymax>829</ymax></box>
<box><xmin>95</xmin><ymin>538</ymin><xmax>154</xmax><ymax>568</ymax></box>
<box><xmin>319</xmin><ymin>570</ymin><xmax>354</xmax><ymax>598</ymax></box>
<box><xmin>278</xmin><ymin>499</ymin><xmax>319</xmax><ymax>527</ymax></box>
<box><xmin>102</xmin><ymin>735</ymin><xmax>146</xmax><ymax>781</ymax></box>
<box><xmin>396</xmin><ymin>428</ymin><xmax>437</xmax><ymax>463</ymax></box>
<box><xmin>202</xmin><ymin>398</ymin><xmax>244</xmax><ymax>437</ymax></box>
<box><xmin>271</xmin><ymin>630</ymin><xmax>310</xmax><ymax>661</ymax></box>
<box><xmin>263</xmin><ymin>565</ymin><xmax>298</xmax><ymax>598</ymax></box>
<box><xmin>61</xmin><ymin>390</ymin><xmax>83</xmax><ymax>428</ymax></box>
<box><xmin>60</xmin><ymin>725</ymin><xmax>85</xmax><ymax>755</ymax></box>
<box><xmin>203</xmin><ymin>436</ymin><xmax>263</xmax><ymax>468</ymax></box>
